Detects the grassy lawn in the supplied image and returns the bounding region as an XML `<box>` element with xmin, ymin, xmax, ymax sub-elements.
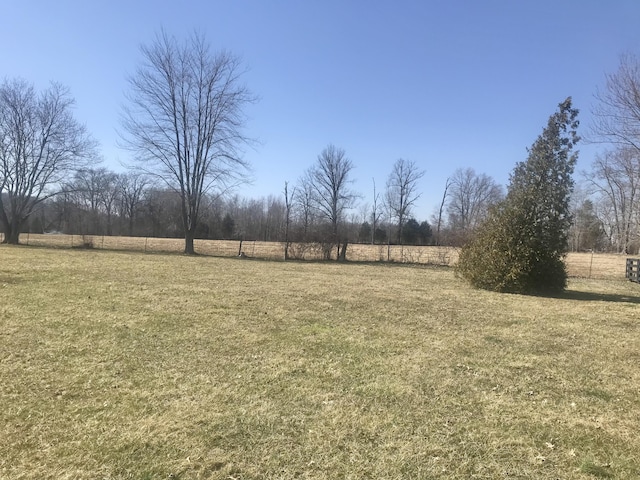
<box><xmin>1</xmin><ymin>246</ymin><xmax>639</xmax><ymax>479</ymax></box>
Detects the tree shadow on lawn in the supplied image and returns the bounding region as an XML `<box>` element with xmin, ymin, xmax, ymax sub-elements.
<box><xmin>551</xmin><ymin>289</ymin><xmax>640</xmax><ymax>304</ymax></box>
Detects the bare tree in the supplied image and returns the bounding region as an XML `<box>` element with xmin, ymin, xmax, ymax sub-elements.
<box><xmin>225</xmin><ymin>195</ymin><xmax>285</xmax><ymax>242</ymax></box>
<box><xmin>0</xmin><ymin>78</ymin><xmax>94</xmax><ymax>244</ymax></box>
<box><xmin>294</xmin><ymin>175</ymin><xmax>315</xmax><ymax>240</ymax></box>
<box><xmin>140</xmin><ymin>188</ymin><xmax>182</xmax><ymax>237</ymax></box>
<box><xmin>385</xmin><ymin>158</ymin><xmax>425</xmax><ymax>244</ymax></box>
<box><xmin>70</xmin><ymin>167</ymin><xmax>120</xmax><ymax>235</ymax></box>
<box><xmin>49</xmin><ymin>189</ymin><xmax>77</xmax><ymax>234</ymax></box>
<box><xmin>307</xmin><ymin>144</ymin><xmax>358</xmax><ymax>259</ymax></box>
<box><xmin>587</xmin><ymin>54</ymin><xmax>640</xmax><ymax>252</ymax></box>
<box><xmin>120</xmin><ymin>30</ymin><xmax>255</xmax><ymax>254</ymax></box>
<box><xmin>370</xmin><ymin>178</ymin><xmax>383</xmax><ymax>244</ymax></box>
<box><xmin>120</xmin><ymin>172</ymin><xmax>149</xmax><ymax>236</ymax></box>
<box><xmin>264</xmin><ymin>195</ymin><xmax>285</xmax><ymax>241</ymax></box>
<box><xmin>586</xmin><ymin>148</ymin><xmax>640</xmax><ymax>253</ymax></box>
<box><xmin>591</xmin><ymin>53</ymin><xmax>640</xmax><ymax>152</ymax></box>
<box><xmin>446</xmin><ymin>168</ymin><xmax>503</xmax><ymax>245</ymax></box>
<box><xmin>97</xmin><ymin>170</ymin><xmax>120</xmax><ymax>236</ymax></box>
<box><xmin>568</xmin><ymin>194</ymin><xmax>605</xmax><ymax>252</ymax></box>
<box><xmin>283</xmin><ymin>181</ymin><xmax>295</xmax><ymax>259</ymax></box>
<box><xmin>433</xmin><ymin>177</ymin><xmax>451</xmax><ymax>246</ymax></box>
<box><xmin>71</xmin><ymin>168</ymin><xmax>103</xmax><ymax>232</ymax></box>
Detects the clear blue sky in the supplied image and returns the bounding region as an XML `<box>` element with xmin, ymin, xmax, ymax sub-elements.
<box><xmin>2</xmin><ymin>1</ymin><xmax>639</xmax><ymax>220</ymax></box>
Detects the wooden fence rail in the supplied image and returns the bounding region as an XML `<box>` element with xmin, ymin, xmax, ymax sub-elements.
<box><xmin>626</xmin><ymin>258</ymin><xmax>640</xmax><ymax>283</ymax></box>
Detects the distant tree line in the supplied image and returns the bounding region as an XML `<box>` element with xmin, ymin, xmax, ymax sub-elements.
<box><xmin>18</xmin><ymin>166</ymin><xmax>436</xmax><ymax>248</ymax></box>
<box><xmin>6</xmin><ymin>30</ymin><xmax>640</xmax><ymax>257</ymax></box>
<box><xmin>0</xmin><ymin>29</ymin><xmax>515</xmax><ymax>252</ymax></box>
<box><xmin>8</xmin><ymin>139</ymin><xmax>636</xmax><ymax>255</ymax></box>
<box><xmin>576</xmin><ymin>53</ymin><xmax>640</xmax><ymax>254</ymax></box>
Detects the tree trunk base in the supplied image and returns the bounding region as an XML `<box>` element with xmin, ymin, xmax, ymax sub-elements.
<box><xmin>338</xmin><ymin>242</ymin><xmax>348</xmax><ymax>261</ymax></box>
<box><xmin>184</xmin><ymin>233</ymin><xmax>195</xmax><ymax>255</ymax></box>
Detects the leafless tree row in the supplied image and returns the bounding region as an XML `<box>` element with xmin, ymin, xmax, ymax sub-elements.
<box><xmin>17</xmin><ymin>150</ymin><xmax>506</xmax><ymax>253</ymax></box>
<box><xmin>13</xmin><ymin>27</ymin><xmax>634</xmax><ymax>255</ymax></box>
<box><xmin>582</xmin><ymin>54</ymin><xmax>640</xmax><ymax>253</ymax></box>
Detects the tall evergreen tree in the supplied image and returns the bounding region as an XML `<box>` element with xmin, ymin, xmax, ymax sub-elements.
<box><xmin>457</xmin><ymin>98</ymin><xmax>579</xmax><ymax>293</ymax></box>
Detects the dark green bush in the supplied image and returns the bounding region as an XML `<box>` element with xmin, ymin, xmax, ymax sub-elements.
<box><xmin>456</xmin><ymin>98</ymin><xmax>579</xmax><ymax>294</ymax></box>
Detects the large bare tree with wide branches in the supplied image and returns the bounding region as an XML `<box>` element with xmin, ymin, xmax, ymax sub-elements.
<box><xmin>0</xmin><ymin>78</ymin><xmax>94</xmax><ymax>244</ymax></box>
<box><xmin>121</xmin><ymin>31</ymin><xmax>255</xmax><ymax>254</ymax></box>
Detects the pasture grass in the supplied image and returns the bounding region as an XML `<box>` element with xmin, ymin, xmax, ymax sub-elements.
<box><xmin>1</xmin><ymin>246</ymin><xmax>639</xmax><ymax>479</ymax></box>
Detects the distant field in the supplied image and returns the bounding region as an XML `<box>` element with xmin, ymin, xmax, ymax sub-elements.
<box><xmin>1</xmin><ymin>246</ymin><xmax>639</xmax><ymax>478</ymax></box>
<box><xmin>6</xmin><ymin>232</ymin><xmax>632</xmax><ymax>279</ymax></box>
<box><xmin>565</xmin><ymin>252</ymin><xmax>628</xmax><ymax>280</ymax></box>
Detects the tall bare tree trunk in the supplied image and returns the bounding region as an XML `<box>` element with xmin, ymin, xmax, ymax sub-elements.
<box><xmin>184</xmin><ymin>230</ymin><xmax>195</xmax><ymax>255</ymax></box>
<box><xmin>435</xmin><ymin>178</ymin><xmax>451</xmax><ymax>246</ymax></box>
<box><xmin>338</xmin><ymin>241</ymin><xmax>348</xmax><ymax>261</ymax></box>
<box><xmin>2</xmin><ymin>219</ymin><xmax>23</xmax><ymax>244</ymax></box>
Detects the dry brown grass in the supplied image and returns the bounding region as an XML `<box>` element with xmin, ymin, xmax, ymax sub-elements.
<box><xmin>565</xmin><ymin>252</ymin><xmax>628</xmax><ymax>280</ymax></box>
<box><xmin>1</xmin><ymin>245</ymin><xmax>639</xmax><ymax>478</ymax></box>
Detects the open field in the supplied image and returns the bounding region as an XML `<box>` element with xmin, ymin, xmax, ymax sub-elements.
<box><xmin>1</xmin><ymin>246</ymin><xmax>640</xmax><ymax>478</ymax></box>
<box><xmin>5</xmin><ymin>232</ymin><xmax>633</xmax><ymax>279</ymax></box>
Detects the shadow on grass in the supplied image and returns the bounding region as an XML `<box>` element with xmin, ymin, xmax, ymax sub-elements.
<box><xmin>554</xmin><ymin>289</ymin><xmax>640</xmax><ymax>304</ymax></box>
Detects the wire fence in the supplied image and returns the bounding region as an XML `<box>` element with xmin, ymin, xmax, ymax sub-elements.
<box><xmin>6</xmin><ymin>233</ymin><xmax>458</xmax><ymax>265</ymax></box>
<box><xmin>0</xmin><ymin>232</ymin><xmax>629</xmax><ymax>279</ymax></box>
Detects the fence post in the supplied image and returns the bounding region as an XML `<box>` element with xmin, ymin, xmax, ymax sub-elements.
<box><xmin>626</xmin><ymin>258</ymin><xmax>640</xmax><ymax>283</ymax></box>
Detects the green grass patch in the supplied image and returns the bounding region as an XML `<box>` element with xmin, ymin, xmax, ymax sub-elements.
<box><xmin>580</xmin><ymin>460</ymin><xmax>614</xmax><ymax>478</ymax></box>
<box><xmin>1</xmin><ymin>246</ymin><xmax>640</xmax><ymax>478</ymax></box>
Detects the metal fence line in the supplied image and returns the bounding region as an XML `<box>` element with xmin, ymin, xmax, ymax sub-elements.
<box><xmin>1</xmin><ymin>232</ymin><xmax>630</xmax><ymax>279</ymax></box>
